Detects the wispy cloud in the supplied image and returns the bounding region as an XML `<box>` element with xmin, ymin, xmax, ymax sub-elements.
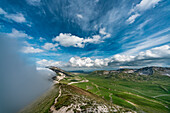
<box><xmin>122</xmin><ymin>27</ymin><xmax>170</xmax><ymax>55</ymax></box>
<box><xmin>21</xmin><ymin>46</ymin><xmax>44</xmax><ymax>53</ymax></box>
<box><xmin>5</xmin><ymin>28</ymin><xmax>33</xmax><ymax>39</ymax></box>
<box><xmin>5</xmin><ymin>13</ymin><xmax>26</xmax><ymax>23</ymax></box>
<box><xmin>127</xmin><ymin>0</ymin><xmax>161</xmax><ymax>24</ymax></box>
<box><xmin>126</xmin><ymin>13</ymin><xmax>140</xmax><ymax>24</ymax></box>
<box><xmin>42</xmin><ymin>42</ymin><xmax>58</xmax><ymax>51</ymax></box>
<box><xmin>26</xmin><ymin>0</ymin><xmax>41</xmax><ymax>6</ymax></box>
<box><xmin>0</xmin><ymin>8</ymin><xmax>26</xmax><ymax>23</ymax></box>
<box><xmin>36</xmin><ymin>59</ymin><xmax>61</xmax><ymax>67</ymax></box>
<box><xmin>39</xmin><ymin>37</ymin><xmax>46</xmax><ymax>42</ymax></box>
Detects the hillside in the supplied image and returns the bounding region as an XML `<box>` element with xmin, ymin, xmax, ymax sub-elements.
<box><xmin>91</xmin><ymin>66</ymin><xmax>170</xmax><ymax>81</ymax></box>
<box><xmin>74</xmin><ymin>67</ymin><xmax>170</xmax><ymax>113</ymax></box>
<box><xmin>20</xmin><ymin>66</ymin><xmax>170</xmax><ymax>113</ymax></box>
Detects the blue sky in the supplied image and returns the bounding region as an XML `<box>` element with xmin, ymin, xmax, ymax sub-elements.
<box><xmin>0</xmin><ymin>0</ymin><xmax>170</xmax><ymax>70</ymax></box>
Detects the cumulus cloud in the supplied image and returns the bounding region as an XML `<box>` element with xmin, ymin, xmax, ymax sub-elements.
<box><xmin>136</xmin><ymin>45</ymin><xmax>170</xmax><ymax>59</ymax></box>
<box><xmin>68</xmin><ymin>57</ymin><xmax>110</xmax><ymax>68</ymax></box>
<box><xmin>109</xmin><ymin>45</ymin><xmax>170</xmax><ymax>67</ymax></box>
<box><xmin>126</xmin><ymin>13</ymin><xmax>140</xmax><ymax>24</ymax></box>
<box><xmin>52</xmin><ymin>33</ymin><xmax>102</xmax><ymax>48</ymax></box>
<box><xmin>42</xmin><ymin>43</ymin><xmax>58</xmax><ymax>51</ymax></box>
<box><xmin>112</xmin><ymin>54</ymin><xmax>135</xmax><ymax>62</ymax></box>
<box><xmin>36</xmin><ymin>45</ymin><xmax>170</xmax><ymax>69</ymax></box>
<box><xmin>69</xmin><ymin>57</ymin><xmax>94</xmax><ymax>67</ymax></box>
<box><xmin>21</xmin><ymin>46</ymin><xmax>44</xmax><ymax>53</ymax></box>
<box><xmin>53</xmin><ymin>33</ymin><xmax>85</xmax><ymax>48</ymax></box>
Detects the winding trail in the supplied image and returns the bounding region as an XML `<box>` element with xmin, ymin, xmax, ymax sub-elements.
<box><xmin>153</xmin><ymin>94</ymin><xmax>170</xmax><ymax>98</ymax></box>
<box><xmin>109</xmin><ymin>93</ymin><xmax>113</xmax><ymax>103</ymax></box>
<box><xmin>50</xmin><ymin>85</ymin><xmax>62</xmax><ymax>113</ymax></box>
<box><xmin>68</xmin><ymin>80</ymin><xmax>89</xmax><ymax>85</ymax></box>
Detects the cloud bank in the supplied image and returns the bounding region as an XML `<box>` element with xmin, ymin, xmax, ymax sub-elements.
<box><xmin>36</xmin><ymin>45</ymin><xmax>170</xmax><ymax>69</ymax></box>
<box><xmin>0</xmin><ymin>37</ymin><xmax>52</xmax><ymax>113</ymax></box>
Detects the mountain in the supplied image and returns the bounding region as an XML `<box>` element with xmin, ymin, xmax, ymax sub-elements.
<box><xmin>92</xmin><ymin>66</ymin><xmax>170</xmax><ymax>76</ymax></box>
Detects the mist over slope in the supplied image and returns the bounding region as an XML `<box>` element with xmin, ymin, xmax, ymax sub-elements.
<box><xmin>0</xmin><ymin>37</ymin><xmax>54</xmax><ymax>113</ymax></box>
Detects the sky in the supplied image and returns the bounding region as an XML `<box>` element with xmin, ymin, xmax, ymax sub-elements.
<box><xmin>0</xmin><ymin>0</ymin><xmax>170</xmax><ymax>70</ymax></box>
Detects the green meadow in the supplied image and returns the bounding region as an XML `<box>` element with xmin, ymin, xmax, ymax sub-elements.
<box><xmin>73</xmin><ymin>73</ymin><xmax>170</xmax><ymax>113</ymax></box>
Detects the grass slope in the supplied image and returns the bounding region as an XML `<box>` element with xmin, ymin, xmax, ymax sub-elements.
<box><xmin>73</xmin><ymin>73</ymin><xmax>170</xmax><ymax>113</ymax></box>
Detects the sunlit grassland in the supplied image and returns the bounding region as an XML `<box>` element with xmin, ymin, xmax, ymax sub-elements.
<box><xmin>74</xmin><ymin>74</ymin><xmax>170</xmax><ymax>113</ymax></box>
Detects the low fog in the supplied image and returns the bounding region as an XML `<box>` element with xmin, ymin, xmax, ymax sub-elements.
<box><xmin>0</xmin><ymin>37</ymin><xmax>55</xmax><ymax>113</ymax></box>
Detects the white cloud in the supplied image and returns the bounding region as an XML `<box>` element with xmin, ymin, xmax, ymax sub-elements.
<box><xmin>52</xmin><ymin>33</ymin><xmax>102</xmax><ymax>48</ymax></box>
<box><xmin>26</xmin><ymin>0</ymin><xmax>41</xmax><ymax>6</ymax></box>
<box><xmin>136</xmin><ymin>45</ymin><xmax>170</xmax><ymax>59</ymax></box>
<box><xmin>77</xmin><ymin>14</ymin><xmax>83</xmax><ymax>19</ymax></box>
<box><xmin>53</xmin><ymin>33</ymin><xmax>84</xmax><ymax>48</ymax></box>
<box><xmin>7</xmin><ymin>29</ymin><xmax>27</xmax><ymax>38</ymax></box>
<box><xmin>99</xmin><ymin>28</ymin><xmax>107</xmax><ymax>35</ymax></box>
<box><xmin>99</xmin><ymin>28</ymin><xmax>111</xmax><ymax>39</ymax></box>
<box><xmin>112</xmin><ymin>54</ymin><xmax>135</xmax><ymax>62</ymax></box>
<box><xmin>137</xmin><ymin>19</ymin><xmax>151</xmax><ymax>30</ymax></box>
<box><xmin>103</xmin><ymin>34</ymin><xmax>111</xmax><ymax>39</ymax></box>
<box><xmin>135</xmin><ymin>0</ymin><xmax>161</xmax><ymax>11</ymax></box>
<box><xmin>42</xmin><ymin>42</ymin><xmax>58</xmax><ymax>51</ymax></box>
<box><xmin>127</xmin><ymin>0</ymin><xmax>161</xmax><ymax>24</ymax></box>
<box><xmin>68</xmin><ymin>57</ymin><xmax>110</xmax><ymax>68</ymax></box>
<box><xmin>67</xmin><ymin>45</ymin><xmax>170</xmax><ymax>68</ymax></box>
<box><xmin>39</xmin><ymin>37</ymin><xmax>46</xmax><ymax>42</ymax></box>
<box><xmin>123</xmin><ymin>34</ymin><xmax>170</xmax><ymax>55</ymax></box>
<box><xmin>0</xmin><ymin>8</ymin><xmax>26</xmax><ymax>23</ymax></box>
<box><xmin>36</xmin><ymin>59</ymin><xmax>61</xmax><ymax>67</ymax></box>
<box><xmin>28</xmin><ymin>36</ymin><xmax>34</xmax><ymax>39</ymax></box>
<box><xmin>5</xmin><ymin>13</ymin><xmax>26</xmax><ymax>23</ymax></box>
<box><xmin>21</xmin><ymin>46</ymin><xmax>44</xmax><ymax>53</ymax></box>
<box><xmin>84</xmin><ymin>35</ymin><xmax>102</xmax><ymax>44</ymax></box>
<box><xmin>126</xmin><ymin>13</ymin><xmax>140</xmax><ymax>24</ymax></box>
<box><xmin>6</xmin><ymin>28</ymin><xmax>33</xmax><ymax>39</ymax></box>
<box><xmin>34</xmin><ymin>45</ymin><xmax>170</xmax><ymax>68</ymax></box>
<box><xmin>69</xmin><ymin>57</ymin><xmax>94</xmax><ymax>67</ymax></box>
<box><xmin>0</xmin><ymin>8</ymin><xmax>7</xmax><ymax>15</ymax></box>
<box><xmin>109</xmin><ymin>45</ymin><xmax>170</xmax><ymax>67</ymax></box>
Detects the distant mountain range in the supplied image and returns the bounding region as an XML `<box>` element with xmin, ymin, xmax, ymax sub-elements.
<box><xmin>92</xmin><ymin>66</ymin><xmax>170</xmax><ymax>76</ymax></box>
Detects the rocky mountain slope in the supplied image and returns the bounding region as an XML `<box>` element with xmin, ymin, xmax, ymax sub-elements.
<box><xmin>92</xmin><ymin>66</ymin><xmax>170</xmax><ymax>76</ymax></box>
